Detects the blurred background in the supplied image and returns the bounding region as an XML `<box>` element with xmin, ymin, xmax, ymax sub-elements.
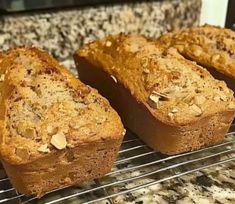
<box><xmin>0</xmin><ymin>0</ymin><xmax>234</xmax><ymax>28</ymax></box>
<box><xmin>0</xmin><ymin>0</ymin><xmax>202</xmax><ymax>74</ymax></box>
<box><xmin>0</xmin><ymin>0</ymin><xmax>234</xmax><ymax>73</ymax></box>
<box><xmin>0</xmin><ymin>0</ymin><xmax>232</xmax><ymax>74</ymax></box>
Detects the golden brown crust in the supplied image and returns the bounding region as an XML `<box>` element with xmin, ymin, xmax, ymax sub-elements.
<box><xmin>74</xmin><ymin>34</ymin><xmax>235</xmax><ymax>154</ymax></box>
<box><xmin>156</xmin><ymin>24</ymin><xmax>235</xmax><ymax>90</ymax></box>
<box><xmin>0</xmin><ymin>47</ymin><xmax>124</xmax><ymax>197</ymax></box>
<box><xmin>2</xmin><ymin>138</ymin><xmax>122</xmax><ymax>197</ymax></box>
<box><xmin>76</xmin><ymin>34</ymin><xmax>235</xmax><ymax>124</ymax></box>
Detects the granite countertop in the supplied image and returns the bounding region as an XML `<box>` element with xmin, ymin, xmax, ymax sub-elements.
<box><xmin>0</xmin><ymin>0</ymin><xmax>235</xmax><ymax>203</ymax></box>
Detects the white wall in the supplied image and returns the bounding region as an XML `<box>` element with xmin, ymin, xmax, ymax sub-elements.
<box><xmin>200</xmin><ymin>0</ymin><xmax>228</xmax><ymax>27</ymax></box>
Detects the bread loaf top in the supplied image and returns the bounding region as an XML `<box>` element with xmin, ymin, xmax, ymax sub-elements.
<box><xmin>77</xmin><ymin>34</ymin><xmax>235</xmax><ymax>125</ymax></box>
<box><xmin>156</xmin><ymin>24</ymin><xmax>235</xmax><ymax>79</ymax></box>
<box><xmin>0</xmin><ymin>47</ymin><xmax>124</xmax><ymax>165</ymax></box>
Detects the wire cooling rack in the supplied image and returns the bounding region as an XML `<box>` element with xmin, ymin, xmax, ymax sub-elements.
<box><xmin>0</xmin><ymin>123</ymin><xmax>235</xmax><ymax>204</ymax></box>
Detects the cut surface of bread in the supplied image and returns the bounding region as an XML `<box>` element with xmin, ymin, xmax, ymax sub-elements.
<box><xmin>0</xmin><ymin>47</ymin><xmax>124</xmax><ymax>197</ymax></box>
<box><xmin>74</xmin><ymin>34</ymin><xmax>235</xmax><ymax>154</ymax></box>
<box><xmin>156</xmin><ymin>24</ymin><xmax>235</xmax><ymax>91</ymax></box>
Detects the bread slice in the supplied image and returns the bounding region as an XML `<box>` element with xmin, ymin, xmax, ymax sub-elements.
<box><xmin>0</xmin><ymin>47</ymin><xmax>124</xmax><ymax>197</ymax></box>
<box><xmin>74</xmin><ymin>34</ymin><xmax>235</xmax><ymax>155</ymax></box>
<box><xmin>156</xmin><ymin>24</ymin><xmax>235</xmax><ymax>91</ymax></box>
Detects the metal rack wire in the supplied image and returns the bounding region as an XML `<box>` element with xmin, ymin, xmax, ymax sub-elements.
<box><xmin>0</xmin><ymin>123</ymin><xmax>235</xmax><ymax>204</ymax></box>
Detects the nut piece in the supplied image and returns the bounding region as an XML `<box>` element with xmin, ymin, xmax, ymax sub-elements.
<box><xmin>168</xmin><ymin>108</ymin><xmax>178</xmax><ymax>119</ymax></box>
<box><xmin>148</xmin><ymin>90</ymin><xmax>170</xmax><ymax>108</ymax></box>
<box><xmin>105</xmin><ymin>41</ymin><xmax>112</xmax><ymax>47</ymax></box>
<box><xmin>122</xmin><ymin>129</ymin><xmax>126</xmax><ymax>136</ymax></box>
<box><xmin>213</xmin><ymin>94</ymin><xmax>227</xmax><ymax>102</ymax></box>
<box><xmin>15</xmin><ymin>147</ymin><xmax>30</xmax><ymax>160</ymax></box>
<box><xmin>149</xmin><ymin>93</ymin><xmax>160</xmax><ymax>104</ymax></box>
<box><xmin>219</xmin><ymin>94</ymin><xmax>227</xmax><ymax>102</ymax></box>
<box><xmin>143</xmin><ymin>68</ymin><xmax>150</xmax><ymax>74</ymax></box>
<box><xmin>194</xmin><ymin>95</ymin><xmax>206</xmax><ymax>105</ymax></box>
<box><xmin>190</xmin><ymin>104</ymin><xmax>202</xmax><ymax>116</ymax></box>
<box><xmin>0</xmin><ymin>74</ymin><xmax>5</xmax><ymax>82</ymax></box>
<box><xmin>168</xmin><ymin>112</ymin><xmax>174</xmax><ymax>118</ymax></box>
<box><xmin>110</xmin><ymin>75</ymin><xmax>117</xmax><ymax>83</ymax></box>
<box><xmin>171</xmin><ymin>108</ymin><xmax>178</xmax><ymax>113</ymax></box>
<box><xmin>183</xmin><ymin>93</ymin><xmax>194</xmax><ymax>104</ymax></box>
<box><xmin>50</xmin><ymin>132</ymin><xmax>67</xmax><ymax>150</ymax></box>
<box><xmin>38</xmin><ymin>144</ymin><xmax>50</xmax><ymax>153</ymax></box>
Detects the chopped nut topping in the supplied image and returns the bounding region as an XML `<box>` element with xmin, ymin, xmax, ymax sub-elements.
<box><xmin>194</xmin><ymin>95</ymin><xmax>206</xmax><ymax>105</ymax></box>
<box><xmin>152</xmin><ymin>91</ymin><xmax>170</xmax><ymax>100</ymax></box>
<box><xmin>211</xmin><ymin>54</ymin><xmax>220</xmax><ymax>63</ymax></box>
<box><xmin>168</xmin><ymin>112</ymin><xmax>174</xmax><ymax>118</ymax></box>
<box><xmin>50</xmin><ymin>132</ymin><xmax>67</xmax><ymax>150</ymax></box>
<box><xmin>171</xmin><ymin>108</ymin><xmax>178</xmax><ymax>113</ymax></box>
<box><xmin>149</xmin><ymin>93</ymin><xmax>160</xmax><ymax>104</ymax></box>
<box><xmin>0</xmin><ymin>74</ymin><xmax>5</xmax><ymax>82</ymax></box>
<box><xmin>122</xmin><ymin>129</ymin><xmax>126</xmax><ymax>136</ymax></box>
<box><xmin>213</xmin><ymin>94</ymin><xmax>227</xmax><ymax>102</ymax></box>
<box><xmin>219</xmin><ymin>94</ymin><xmax>227</xmax><ymax>101</ymax></box>
<box><xmin>190</xmin><ymin>104</ymin><xmax>202</xmax><ymax>116</ymax></box>
<box><xmin>183</xmin><ymin>93</ymin><xmax>194</xmax><ymax>104</ymax></box>
<box><xmin>38</xmin><ymin>144</ymin><xmax>50</xmax><ymax>153</ymax></box>
<box><xmin>110</xmin><ymin>75</ymin><xmax>117</xmax><ymax>83</ymax></box>
<box><xmin>148</xmin><ymin>90</ymin><xmax>170</xmax><ymax>108</ymax></box>
<box><xmin>15</xmin><ymin>147</ymin><xmax>30</xmax><ymax>160</ymax></box>
<box><xmin>105</xmin><ymin>41</ymin><xmax>112</xmax><ymax>47</ymax></box>
<box><xmin>143</xmin><ymin>68</ymin><xmax>150</xmax><ymax>74</ymax></box>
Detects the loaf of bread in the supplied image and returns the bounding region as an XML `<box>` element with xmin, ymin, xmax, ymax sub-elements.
<box><xmin>74</xmin><ymin>34</ymin><xmax>235</xmax><ymax>155</ymax></box>
<box><xmin>0</xmin><ymin>47</ymin><xmax>124</xmax><ymax>197</ymax></box>
<box><xmin>156</xmin><ymin>24</ymin><xmax>235</xmax><ymax>91</ymax></box>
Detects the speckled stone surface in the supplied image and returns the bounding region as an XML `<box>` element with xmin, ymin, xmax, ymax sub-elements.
<box><xmin>0</xmin><ymin>0</ymin><xmax>201</xmax><ymax>75</ymax></box>
<box><xmin>0</xmin><ymin>0</ymin><xmax>234</xmax><ymax>204</ymax></box>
